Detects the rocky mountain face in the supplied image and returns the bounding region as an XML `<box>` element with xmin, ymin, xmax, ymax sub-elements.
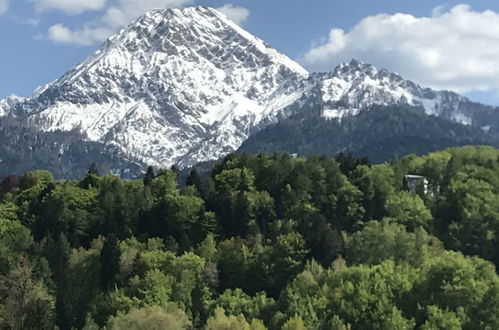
<box><xmin>299</xmin><ymin>59</ymin><xmax>497</xmax><ymax>131</ymax></box>
<box><xmin>2</xmin><ymin>7</ymin><xmax>309</xmax><ymax>168</ymax></box>
<box><xmin>1</xmin><ymin>6</ymin><xmax>499</xmax><ymax>175</ymax></box>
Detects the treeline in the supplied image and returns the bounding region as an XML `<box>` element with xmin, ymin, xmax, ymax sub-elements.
<box><xmin>238</xmin><ymin>104</ymin><xmax>499</xmax><ymax>163</ymax></box>
<box><xmin>0</xmin><ymin>116</ymin><xmax>144</xmax><ymax>179</ymax></box>
<box><xmin>0</xmin><ymin>146</ymin><xmax>498</xmax><ymax>329</ymax></box>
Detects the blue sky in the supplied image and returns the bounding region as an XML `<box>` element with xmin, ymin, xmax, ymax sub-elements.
<box><xmin>2</xmin><ymin>0</ymin><xmax>499</xmax><ymax>105</ymax></box>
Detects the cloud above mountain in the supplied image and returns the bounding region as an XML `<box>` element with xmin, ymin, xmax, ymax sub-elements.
<box><xmin>216</xmin><ymin>4</ymin><xmax>249</xmax><ymax>25</ymax></box>
<box><xmin>30</xmin><ymin>0</ymin><xmax>108</xmax><ymax>14</ymax></box>
<box><xmin>37</xmin><ymin>0</ymin><xmax>249</xmax><ymax>46</ymax></box>
<box><xmin>48</xmin><ymin>23</ymin><xmax>113</xmax><ymax>46</ymax></box>
<box><xmin>303</xmin><ymin>5</ymin><xmax>499</xmax><ymax>93</ymax></box>
<box><xmin>102</xmin><ymin>0</ymin><xmax>194</xmax><ymax>27</ymax></box>
<box><xmin>0</xmin><ymin>0</ymin><xmax>8</xmax><ymax>15</ymax></box>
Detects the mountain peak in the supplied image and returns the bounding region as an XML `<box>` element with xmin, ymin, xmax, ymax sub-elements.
<box><xmin>82</xmin><ymin>5</ymin><xmax>308</xmax><ymax>79</ymax></box>
<box><xmin>315</xmin><ymin>59</ymin><xmax>474</xmax><ymax>124</ymax></box>
<box><xmin>132</xmin><ymin>6</ymin><xmax>222</xmax><ymax>26</ymax></box>
<box><xmin>0</xmin><ymin>7</ymin><xmax>487</xmax><ymax>171</ymax></box>
<box><xmin>346</xmin><ymin>58</ymin><xmax>365</xmax><ymax>67</ymax></box>
<box><xmin>8</xmin><ymin>5</ymin><xmax>309</xmax><ymax>167</ymax></box>
<box><xmin>333</xmin><ymin>58</ymin><xmax>376</xmax><ymax>75</ymax></box>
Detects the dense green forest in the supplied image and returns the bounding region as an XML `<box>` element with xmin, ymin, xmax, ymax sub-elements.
<box><xmin>238</xmin><ymin>105</ymin><xmax>499</xmax><ymax>163</ymax></box>
<box><xmin>1</xmin><ymin>146</ymin><xmax>499</xmax><ymax>329</ymax></box>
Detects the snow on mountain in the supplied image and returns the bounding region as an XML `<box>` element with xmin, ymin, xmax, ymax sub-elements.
<box><xmin>315</xmin><ymin>59</ymin><xmax>473</xmax><ymax>125</ymax></box>
<box><xmin>0</xmin><ymin>8</ymin><xmax>496</xmax><ymax>170</ymax></box>
<box><xmin>5</xmin><ymin>6</ymin><xmax>309</xmax><ymax>167</ymax></box>
<box><xmin>0</xmin><ymin>95</ymin><xmax>24</xmax><ymax>117</ymax></box>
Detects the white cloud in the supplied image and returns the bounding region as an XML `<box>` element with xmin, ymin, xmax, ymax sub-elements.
<box><xmin>48</xmin><ymin>24</ymin><xmax>113</xmax><ymax>46</ymax></box>
<box><xmin>25</xmin><ymin>18</ymin><xmax>41</xmax><ymax>27</ymax></box>
<box><xmin>216</xmin><ymin>4</ymin><xmax>249</xmax><ymax>25</ymax></box>
<box><xmin>303</xmin><ymin>5</ymin><xmax>499</xmax><ymax>93</ymax></box>
<box><xmin>0</xmin><ymin>0</ymin><xmax>8</xmax><ymax>15</ymax></box>
<box><xmin>30</xmin><ymin>0</ymin><xmax>108</xmax><ymax>14</ymax></box>
<box><xmin>47</xmin><ymin>0</ymin><xmax>195</xmax><ymax>45</ymax></box>
<box><xmin>431</xmin><ymin>5</ymin><xmax>447</xmax><ymax>17</ymax></box>
<box><xmin>103</xmin><ymin>0</ymin><xmax>194</xmax><ymax>27</ymax></box>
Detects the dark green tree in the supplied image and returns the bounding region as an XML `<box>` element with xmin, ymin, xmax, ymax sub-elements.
<box><xmin>88</xmin><ymin>163</ymin><xmax>99</xmax><ymax>176</ymax></box>
<box><xmin>99</xmin><ymin>234</ymin><xmax>121</xmax><ymax>292</ymax></box>
<box><xmin>144</xmin><ymin>166</ymin><xmax>155</xmax><ymax>186</ymax></box>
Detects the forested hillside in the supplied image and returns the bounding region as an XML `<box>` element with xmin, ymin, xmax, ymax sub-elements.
<box><xmin>1</xmin><ymin>146</ymin><xmax>498</xmax><ymax>329</ymax></box>
<box><xmin>239</xmin><ymin>105</ymin><xmax>499</xmax><ymax>163</ymax></box>
<box><xmin>0</xmin><ymin>117</ymin><xmax>144</xmax><ymax>179</ymax></box>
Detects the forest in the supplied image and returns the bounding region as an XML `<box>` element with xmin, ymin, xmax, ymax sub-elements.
<box><xmin>0</xmin><ymin>145</ymin><xmax>498</xmax><ymax>329</ymax></box>
<box><xmin>238</xmin><ymin>105</ymin><xmax>499</xmax><ymax>163</ymax></box>
<box><xmin>0</xmin><ymin>116</ymin><xmax>144</xmax><ymax>179</ymax></box>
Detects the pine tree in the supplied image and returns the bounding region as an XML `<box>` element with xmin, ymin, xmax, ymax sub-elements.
<box><xmin>87</xmin><ymin>163</ymin><xmax>99</xmax><ymax>176</ymax></box>
<box><xmin>99</xmin><ymin>234</ymin><xmax>121</xmax><ymax>292</ymax></box>
<box><xmin>144</xmin><ymin>166</ymin><xmax>155</xmax><ymax>186</ymax></box>
<box><xmin>186</xmin><ymin>168</ymin><xmax>202</xmax><ymax>191</ymax></box>
<box><xmin>170</xmin><ymin>165</ymin><xmax>180</xmax><ymax>177</ymax></box>
<box><xmin>43</xmin><ymin>233</ymin><xmax>71</xmax><ymax>329</ymax></box>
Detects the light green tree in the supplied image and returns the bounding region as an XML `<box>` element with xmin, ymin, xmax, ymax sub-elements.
<box><xmin>107</xmin><ymin>305</ymin><xmax>191</xmax><ymax>330</ymax></box>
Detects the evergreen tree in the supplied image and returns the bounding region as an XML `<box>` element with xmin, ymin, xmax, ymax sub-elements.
<box><xmin>99</xmin><ymin>234</ymin><xmax>121</xmax><ymax>292</ymax></box>
<box><xmin>186</xmin><ymin>168</ymin><xmax>202</xmax><ymax>191</ymax></box>
<box><xmin>88</xmin><ymin>163</ymin><xmax>99</xmax><ymax>176</ymax></box>
<box><xmin>144</xmin><ymin>166</ymin><xmax>155</xmax><ymax>186</ymax></box>
<box><xmin>43</xmin><ymin>233</ymin><xmax>71</xmax><ymax>329</ymax></box>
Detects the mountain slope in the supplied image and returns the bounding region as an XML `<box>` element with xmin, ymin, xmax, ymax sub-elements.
<box><xmin>1</xmin><ymin>7</ymin><xmax>499</xmax><ymax>173</ymax></box>
<box><xmin>3</xmin><ymin>7</ymin><xmax>309</xmax><ymax>168</ymax></box>
<box><xmin>298</xmin><ymin>59</ymin><xmax>499</xmax><ymax>133</ymax></box>
<box><xmin>238</xmin><ymin>105</ymin><xmax>499</xmax><ymax>163</ymax></box>
<box><xmin>0</xmin><ymin>117</ymin><xmax>144</xmax><ymax>179</ymax></box>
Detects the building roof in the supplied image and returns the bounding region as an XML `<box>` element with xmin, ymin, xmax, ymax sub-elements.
<box><xmin>405</xmin><ymin>174</ymin><xmax>426</xmax><ymax>179</ymax></box>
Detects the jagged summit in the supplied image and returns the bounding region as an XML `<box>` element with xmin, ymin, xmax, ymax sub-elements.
<box><xmin>5</xmin><ymin>6</ymin><xmax>309</xmax><ymax>167</ymax></box>
<box><xmin>315</xmin><ymin>58</ymin><xmax>472</xmax><ymax>123</ymax></box>
<box><xmin>69</xmin><ymin>6</ymin><xmax>307</xmax><ymax>85</ymax></box>
<box><xmin>333</xmin><ymin>59</ymin><xmax>399</xmax><ymax>81</ymax></box>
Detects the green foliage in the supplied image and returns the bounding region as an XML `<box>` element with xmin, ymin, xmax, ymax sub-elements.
<box><xmin>421</xmin><ymin>306</ymin><xmax>463</xmax><ymax>330</ymax></box>
<box><xmin>0</xmin><ymin>202</ymin><xmax>19</xmax><ymax>221</ymax></box>
<box><xmin>213</xmin><ymin>288</ymin><xmax>275</xmax><ymax>324</ymax></box>
<box><xmin>1</xmin><ymin>147</ymin><xmax>499</xmax><ymax>329</ymax></box>
<box><xmin>100</xmin><ymin>234</ymin><xmax>121</xmax><ymax>291</ymax></box>
<box><xmin>385</xmin><ymin>191</ymin><xmax>433</xmax><ymax>231</ymax></box>
<box><xmin>343</xmin><ymin>220</ymin><xmax>442</xmax><ymax>267</ymax></box>
<box><xmin>352</xmin><ymin>163</ymin><xmax>395</xmax><ymax>221</ymax></box>
<box><xmin>282</xmin><ymin>315</ymin><xmax>307</xmax><ymax>330</ymax></box>
<box><xmin>205</xmin><ymin>307</ymin><xmax>267</xmax><ymax>330</ymax></box>
<box><xmin>107</xmin><ymin>305</ymin><xmax>191</xmax><ymax>330</ymax></box>
<box><xmin>0</xmin><ymin>258</ymin><xmax>56</xmax><ymax>330</ymax></box>
<box><xmin>33</xmin><ymin>182</ymin><xmax>98</xmax><ymax>245</ymax></box>
<box><xmin>196</xmin><ymin>233</ymin><xmax>217</xmax><ymax>262</ymax></box>
<box><xmin>19</xmin><ymin>170</ymin><xmax>54</xmax><ymax>190</ymax></box>
<box><xmin>413</xmin><ymin>251</ymin><xmax>499</xmax><ymax>328</ymax></box>
<box><xmin>63</xmin><ymin>240</ymin><xmax>102</xmax><ymax>328</ymax></box>
<box><xmin>326</xmin><ymin>261</ymin><xmax>416</xmax><ymax>329</ymax></box>
<box><xmin>0</xmin><ymin>219</ymin><xmax>33</xmax><ymax>274</ymax></box>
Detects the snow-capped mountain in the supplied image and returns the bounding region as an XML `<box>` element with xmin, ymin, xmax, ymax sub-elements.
<box><xmin>0</xmin><ymin>95</ymin><xmax>24</xmax><ymax>117</ymax></box>
<box><xmin>2</xmin><ymin>7</ymin><xmax>309</xmax><ymax>167</ymax></box>
<box><xmin>1</xmin><ymin>7</ymin><xmax>498</xmax><ymax>171</ymax></box>
<box><xmin>308</xmin><ymin>59</ymin><xmax>478</xmax><ymax>126</ymax></box>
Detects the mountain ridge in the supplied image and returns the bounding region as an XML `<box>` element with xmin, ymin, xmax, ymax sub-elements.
<box><xmin>1</xmin><ymin>6</ymin><xmax>499</xmax><ymax>173</ymax></box>
<box><xmin>238</xmin><ymin>104</ymin><xmax>499</xmax><ymax>163</ymax></box>
<box><xmin>2</xmin><ymin>6</ymin><xmax>310</xmax><ymax>168</ymax></box>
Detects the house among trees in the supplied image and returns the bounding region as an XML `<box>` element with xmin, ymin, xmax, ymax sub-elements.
<box><xmin>404</xmin><ymin>174</ymin><xmax>429</xmax><ymax>194</ymax></box>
